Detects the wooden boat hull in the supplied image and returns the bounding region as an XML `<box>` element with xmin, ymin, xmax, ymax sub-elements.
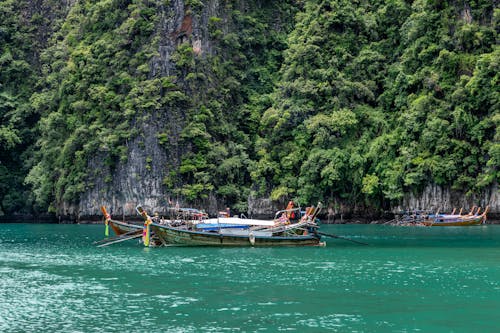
<box><xmin>151</xmin><ymin>223</ymin><xmax>321</xmax><ymax>246</ymax></box>
<box><xmin>109</xmin><ymin>220</ymin><xmax>142</xmax><ymax>235</ymax></box>
<box><xmin>422</xmin><ymin>215</ymin><xmax>485</xmax><ymax>226</ymax></box>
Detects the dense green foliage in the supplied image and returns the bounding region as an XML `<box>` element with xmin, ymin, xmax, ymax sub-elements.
<box><xmin>0</xmin><ymin>0</ymin><xmax>497</xmax><ymax>215</ymax></box>
<box><xmin>163</xmin><ymin>2</ymin><xmax>296</xmax><ymax>211</ymax></box>
<box><xmin>253</xmin><ymin>0</ymin><xmax>498</xmax><ymax>211</ymax></box>
<box><xmin>0</xmin><ymin>0</ymin><xmax>68</xmax><ymax>214</ymax></box>
<box><xmin>25</xmin><ymin>0</ymin><xmax>163</xmax><ymax>212</ymax></box>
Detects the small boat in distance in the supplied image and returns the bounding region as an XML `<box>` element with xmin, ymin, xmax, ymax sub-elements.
<box><xmin>395</xmin><ymin>206</ymin><xmax>489</xmax><ymax>226</ymax></box>
<box><xmin>422</xmin><ymin>206</ymin><xmax>489</xmax><ymax>226</ymax></box>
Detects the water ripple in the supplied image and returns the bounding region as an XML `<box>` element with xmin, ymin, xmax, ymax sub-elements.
<box><xmin>0</xmin><ymin>224</ymin><xmax>499</xmax><ymax>332</ymax></box>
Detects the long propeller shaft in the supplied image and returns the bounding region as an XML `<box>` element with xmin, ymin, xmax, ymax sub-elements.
<box><xmin>317</xmin><ymin>231</ymin><xmax>368</xmax><ymax>245</ymax></box>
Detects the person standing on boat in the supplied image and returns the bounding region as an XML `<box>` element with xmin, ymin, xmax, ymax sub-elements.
<box><xmin>286</xmin><ymin>200</ymin><xmax>297</xmax><ymax>222</ymax></box>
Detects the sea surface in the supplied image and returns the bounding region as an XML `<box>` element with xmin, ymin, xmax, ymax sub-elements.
<box><xmin>0</xmin><ymin>223</ymin><xmax>499</xmax><ymax>332</ymax></box>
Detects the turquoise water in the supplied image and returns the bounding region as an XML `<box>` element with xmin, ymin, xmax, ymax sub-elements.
<box><xmin>1</xmin><ymin>223</ymin><xmax>499</xmax><ymax>332</ymax></box>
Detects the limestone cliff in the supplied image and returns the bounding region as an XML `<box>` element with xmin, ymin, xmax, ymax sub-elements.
<box><xmin>77</xmin><ymin>1</ymin><xmax>220</xmax><ymax>219</ymax></box>
<box><xmin>72</xmin><ymin>1</ymin><xmax>500</xmax><ymax>221</ymax></box>
<box><xmin>3</xmin><ymin>0</ymin><xmax>497</xmax><ymax>222</ymax></box>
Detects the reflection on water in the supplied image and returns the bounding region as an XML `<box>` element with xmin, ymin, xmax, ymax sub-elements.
<box><xmin>0</xmin><ymin>224</ymin><xmax>499</xmax><ymax>332</ymax></box>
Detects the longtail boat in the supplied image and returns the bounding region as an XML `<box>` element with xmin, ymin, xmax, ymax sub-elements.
<box><xmin>150</xmin><ymin>224</ymin><xmax>322</xmax><ymax>246</ymax></box>
<box><xmin>139</xmin><ymin>203</ymin><xmax>325</xmax><ymax>247</ymax></box>
<box><xmin>94</xmin><ymin>206</ymin><xmax>150</xmax><ymax>247</ymax></box>
<box><xmin>422</xmin><ymin>206</ymin><xmax>489</xmax><ymax>226</ymax></box>
<box><xmin>396</xmin><ymin>206</ymin><xmax>489</xmax><ymax>226</ymax></box>
<box><xmin>101</xmin><ymin>206</ymin><xmax>143</xmax><ymax>236</ymax></box>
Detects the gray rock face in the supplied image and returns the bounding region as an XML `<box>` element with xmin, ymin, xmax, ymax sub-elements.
<box><xmin>82</xmin><ymin>125</ymin><xmax>168</xmax><ymax>216</ymax></box>
<box><xmin>247</xmin><ymin>196</ymin><xmax>278</xmax><ymax>219</ymax></box>
<box><xmin>77</xmin><ymin>1</ymin><xmax>222</xmax><ymax>219</ymax></box>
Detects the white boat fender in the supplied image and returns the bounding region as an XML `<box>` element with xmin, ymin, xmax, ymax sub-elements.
<box><xmin>249</xmin><ymin>232</ymin><xmax>255</xmax><ymax>246</ymax></box>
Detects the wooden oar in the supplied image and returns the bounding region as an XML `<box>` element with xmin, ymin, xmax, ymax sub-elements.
<box><xmin>93</xmin><ymin>229</ymin><xmax>141</xmax><ymax>245</ymax></box>
<box><xmin>317</xmin><ymin>231</ymin><xmax>368</xmax><ymax>245</ymax></box>
<box><xmin>97</xmin><ymin>233</ymin><xmax>142</xmax><ymax>248</ymax></box>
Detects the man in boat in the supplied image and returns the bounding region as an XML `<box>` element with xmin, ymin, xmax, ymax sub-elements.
<box><xmin>286</xmin><ymin>201</ymin><xmax>296</xmax><ymax>220</ymax></box>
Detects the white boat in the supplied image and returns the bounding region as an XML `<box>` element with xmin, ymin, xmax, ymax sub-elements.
<box><xmin>202</xmin><ymin>217</ymin><xmax>276</xmax><ymax>226</ymax></box>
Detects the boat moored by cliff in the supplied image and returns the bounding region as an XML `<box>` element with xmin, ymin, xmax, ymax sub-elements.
<box><xmin>422</xmin><ymin>206</ymin><xmax>489</xmax><ymax>226</ymax></box>
<box><xmin>141</xmin><ymin>203</ymin><xmax>324</xmax><ymax>247</ymax></box>
<box><xmin>94</xmin><ymin>206</ymin><xmax>149</xmax><ymax>247</ymax></box>
<box><xmin>395</xmin><ymin>206</ymin><xmax>489</xmax><ymax>226</ymax></box>
<box><xmin>150</xmin><ymin>223</ymin><xmax>322</xmax><ymax>246</ymax></box>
